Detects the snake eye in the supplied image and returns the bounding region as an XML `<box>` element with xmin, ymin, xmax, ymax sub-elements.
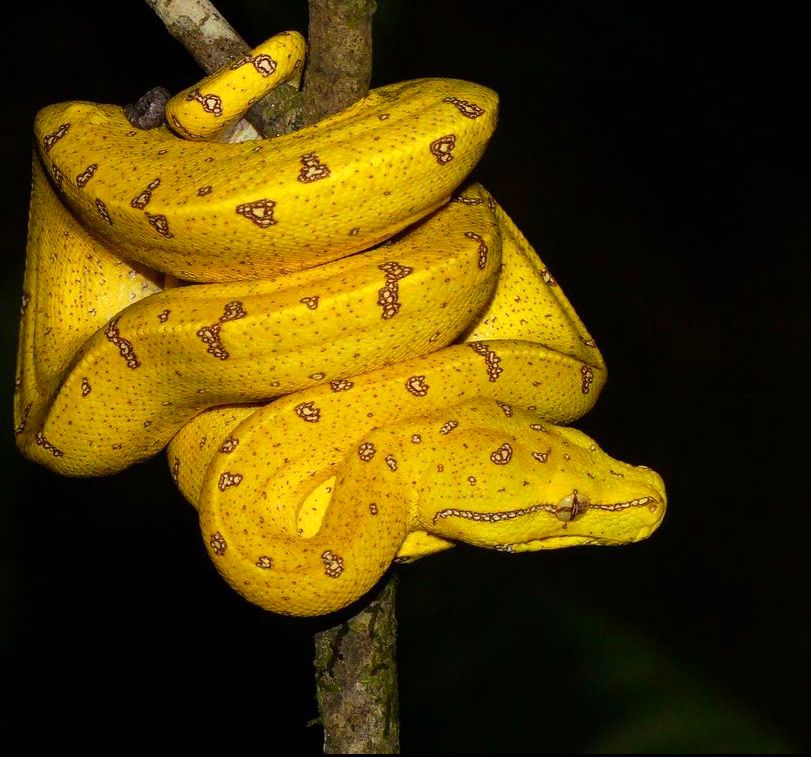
<box><xmin>556</xmin><ymin>490</ymin><xmax>588</xmax><ymax>522</ymax></box>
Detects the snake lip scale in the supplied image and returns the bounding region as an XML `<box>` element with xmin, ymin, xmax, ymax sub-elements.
<box><xmin>15</xmin><ymin>31</ymin><xmax>666</xmax><ymax>616</ymax></box>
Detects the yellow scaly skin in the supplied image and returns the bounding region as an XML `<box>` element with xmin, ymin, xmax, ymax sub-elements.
<box><xmin>166</xmin><ymin>31</ymin><xmax>306</xmax><ymax>141</ymax></box>
<box><xmin>33</xmin><ymin>73</ymin><xmax>497</xmax><ymax>282</ymax></box>
<box><xmin>17</xmin><ymin>182</ymin><xmax>500</xmax><ymax>476</ymax></box>
<box><xmin>15</xmin><ymin>33</ymin><xmax>666</xmax><ymax>617</ymax></box>
<box><xmin>167</xmin><ymin>193</ymin><xmax>663</xmax><ymax>616</ymax></box>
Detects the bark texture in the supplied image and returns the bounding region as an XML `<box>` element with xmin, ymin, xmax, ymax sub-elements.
<box><xmin>301</xmin><ymin>3</ymin><xmax>399</xmax><ymax>752</ymax></box>
<box><xmin>313</xmin><ymin>577</ymin><xmax>400</xmax><ymax>754</ymax></box>
<box><xmin>303</xmin><ymin>0</ymin><xmax>376</xmax><ymax>124</ymax></box>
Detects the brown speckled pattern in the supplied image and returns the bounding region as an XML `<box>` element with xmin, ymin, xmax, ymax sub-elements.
<box><xmin>14</xmin><ymin>43</ymin><xmax>666</xmax><ymax>617</ymax></box>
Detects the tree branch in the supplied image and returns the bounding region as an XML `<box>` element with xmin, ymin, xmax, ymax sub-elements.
<box><xmin>299</xmin><ymin>2</ymin><xmax>399</xmax><ymax>753</ymax></box>
<box><xmin>313</xmin><ymin>577</ymin><xmax>399</xmax><ymax>753</ymax></box>
<box><xmin>145</xmin><ymin>0</ymin><xmax>303</xmax><ymax>136</ymax></box>
<box><xmin>146</xmin><ymin>1</ymin><xmax>395</xmax><ymax>752</ymax></box>
<box><xmin>302</xmin><ymin>0</ymin><xmax>376</xmax><ymax>124</ymax></box>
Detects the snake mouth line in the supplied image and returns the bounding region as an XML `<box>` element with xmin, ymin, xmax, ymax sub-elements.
<box><xmin>431</xmin><ymin>496</ymin><xmax>660</xmax><ymax>525</ymax></box>
<box><xmin>495</xmin><ymin>534</ymin><xmax>643</xmax><ymax>551</ymax></box>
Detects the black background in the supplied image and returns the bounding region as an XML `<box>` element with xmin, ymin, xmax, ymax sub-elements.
<box><xmin>1</xmin><ymin>2</ymin><xmax>805</xmax><ymax>754</ymax></box>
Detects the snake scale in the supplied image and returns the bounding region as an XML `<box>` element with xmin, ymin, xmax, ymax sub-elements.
<box><xmin>14</xmin><ymin>31</ymin><xmax>666</xmax><ymax>616</ymax></box>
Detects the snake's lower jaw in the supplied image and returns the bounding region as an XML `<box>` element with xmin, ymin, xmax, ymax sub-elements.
<box><xmin>530</xmin><ymin>463</ymin><xmax>667</xmax><ymax>550</ymax></box>
<box><xmin>521</xmin><ymin>491</ymin><xmax>667</xmax><ymax>551</ymax></box>
<box><xmin>471</xmin><ymin>491</ymin><xmax>666</xmax><ymax>553</ymax></box>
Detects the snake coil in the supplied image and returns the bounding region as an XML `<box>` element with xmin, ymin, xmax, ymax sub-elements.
<box><xmin>15</xmin><ymin>32</ymin><xmax>666</xmax><ymax>616</ymax></box>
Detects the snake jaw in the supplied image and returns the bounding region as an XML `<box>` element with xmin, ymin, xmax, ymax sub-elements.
<box><xmin>505</xmin><ymin>490</ymin><xmax>665</xmax><ymax>551</ymax></box>
<box><xmin>531</xmin><ymin>452</ymin><xmax>667</xmax><ymax>549</ymax></box>
<box><xmin>429</xmin><ymin>488</ymin><xmax>666</xmax><ymax>552</ymax></box>
<box><xmin>421</xmin><ymin>408</ymin><xmax>667</xmax><ymax>553</ymax></box>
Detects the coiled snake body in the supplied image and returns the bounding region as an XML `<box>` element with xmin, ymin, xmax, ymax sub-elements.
<box><xmin>15</xmin><ymin>32</ymin><xmax>665</xmax><ymax>616</ymax></box>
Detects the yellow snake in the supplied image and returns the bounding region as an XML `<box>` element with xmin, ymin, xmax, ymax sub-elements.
<box><xmin>14</xmin><ymin>31</ymin><xmax>666</xmax><ymax>616</ymax></box>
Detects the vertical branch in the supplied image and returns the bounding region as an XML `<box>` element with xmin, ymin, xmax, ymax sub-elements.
<box><xmin>146</xmin><ymin>0</ymin><xmax>395</xmax><ymax>752</ymax></box>
<box><xmin>300</xmin><ymin>3</ymin><xmax>398</xmax><ymax>753</ymax></box>
<box><xmin>313</xmin><ymin>577</ymin><xmax>400</xmax><ymax>754</ymax></box>
<box><xmin>302</xmin><ymin>0</ymin><xmax>376</xmax><ymax>125</ymax></box>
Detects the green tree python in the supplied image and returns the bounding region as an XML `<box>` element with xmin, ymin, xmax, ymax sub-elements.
<box><xmin>14</xmin><ymin>31</ymin><xmax>666</xmax><ymax>617</ymax></box>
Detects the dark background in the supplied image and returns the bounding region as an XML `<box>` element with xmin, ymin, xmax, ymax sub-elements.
<box><xmin>1</xmin><ymin>1</ymin><xmax>804</xmax><ymax>754</ymax></box>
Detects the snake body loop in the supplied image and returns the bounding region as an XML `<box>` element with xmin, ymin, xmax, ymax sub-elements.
<box><xmin>34</xmin><ymin>75</ymin><xmax>498</xmax><ymax>282</ymax></box>
<box><xmin>16</xmin><ymin>32</ymin><xmax>666</xmax><ymax>616</ymax></box>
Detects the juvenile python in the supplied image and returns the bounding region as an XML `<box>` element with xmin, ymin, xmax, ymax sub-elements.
<box><xmin>15</xmin><ymin>32</ymin><xmax>666</xmax><ymax>616</ymax></box>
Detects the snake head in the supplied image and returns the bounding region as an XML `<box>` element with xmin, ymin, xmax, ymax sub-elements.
<box><xmin>423</xmin><ymin>404</ymin><xmax>666</xmax><ymax>552</ymax></box>
<box><xmin>506</xmin><ymin>424</ymin><xmax>667</xmax><ymax>551</ymax></box>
